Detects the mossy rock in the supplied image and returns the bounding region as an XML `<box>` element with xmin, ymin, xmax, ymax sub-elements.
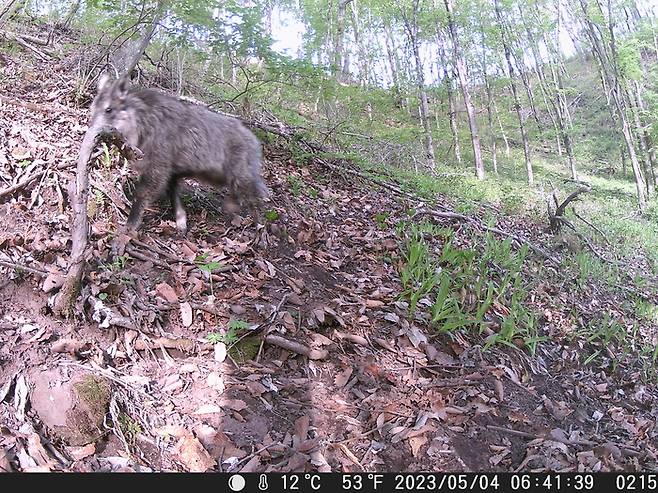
<box><xmin>30</xmin><ymin>369</ymin><xmax>111</xmax><ymax>446</ymax></box>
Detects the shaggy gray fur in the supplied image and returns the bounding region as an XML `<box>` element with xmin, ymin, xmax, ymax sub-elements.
<box><xmin>90</xmin><ymin>74</ymin><xmax>269</xmax><ymax>234</ymax></box>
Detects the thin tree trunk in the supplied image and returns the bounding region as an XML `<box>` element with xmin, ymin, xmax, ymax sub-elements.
<box><xmin>333</xmin><ymin>0</ymin><xmax>354</xmax><ymax>82</ymax></box>
<box><xmin>402</xmin><ymin>0</ymin><xmax>435</xmax><ymax>168</ymax></box>
<box><xmin>438</xmin><ymin>37</ymin><xmax>461</xmax><ymax>164</ymax></box>
<box><xmin>550</xmin><ymin>1</ymin><xmax>578</xmax><ymax>178</ymax></box>
<box><xmin>495</xmin><ymin>0</ymin><xmax>533</xmax><ymax>184</ymax></box>
<box><xmin>480</xmin><ymin>27</ymin><xmax>497</xmax><ymax>173</ymax></box>
<box><xmin>524</xmin><ymin>4</ymin><xmax>563</xmax><ymax>158</ymax></box>
<box><xmin>124</xmin><ymin>0</ymin><xmax>167</xmax><ymax>76</ymax></box>
<box><xmin>579</xmin><ymin>0</ymin><xmax>646</xmax><ymax>209</ymax></box>
<box><xmin>349</xmin><ymin>0</ymin><xmax>369</xmax><ymax>86</ymax></box>
<box><xmin>0</xmin><ymin>0</ymin><xmax>22</xmax><ymax>26</ymax></box>
<box><xmin>443</xmin><ymin>0</ymin><xmax>484</xmax><ymax>180</ymax></box>
<box><xmin>634</xmin><ymin>80</ymin><xmax>658</xmax><ymax>187</ymax></box>
<box><xmin>628</xmin><ymin>85</ymin><xmax>654</xmax><ymax>194</ymax></box>
<box><xmin>493</xmin><ymin>97</ymin><xmax>511</xmax><ymax>157</ymax></box>
<box><xmin>60</xmin><ymin>0</ymin><xmax>81</xmax><ymax>29</ymax></box>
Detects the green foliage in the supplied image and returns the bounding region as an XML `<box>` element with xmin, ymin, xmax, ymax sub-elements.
<box><xmin>102</xmin><ymin>255</ymin><xmax>129</xmax><ymax>272</ymax></box>
<box><xmin>287</xmin><ymin>175</ymin><xmax>303</xmax><ymax>196</ymax></box>
<box><xmin>398</xmin><ymin>222</ymin><xmax>540</xmax><ymax>352</ymax></box>
<box><xmin>227</xmin><ymin>319</ymin><xmax>250</xmax><ymax>331</ymax></box>
<box><xmin>264</xmin><ymin>209</ymin><xmax>280</xmax><ymax>222</ymax></box>
<box><xmin>194</xmin><ymin>253</ymin><xmax>222</xmax><ymax>275</ymax></box>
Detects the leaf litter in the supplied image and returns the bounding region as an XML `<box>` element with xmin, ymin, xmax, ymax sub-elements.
<box><xmin>0</xmin><ymin>24</ymin><xmax>657</xmax><ymax>473</ymax></box>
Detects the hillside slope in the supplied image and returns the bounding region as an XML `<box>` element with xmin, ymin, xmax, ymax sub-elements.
<box><xmin>1</xmin><ymin>31</ymin><xmax>658</xmax><ymax>473</ymax></box>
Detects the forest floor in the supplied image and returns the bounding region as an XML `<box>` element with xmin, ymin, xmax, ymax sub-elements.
<box><xmin>1</xmin><ymin>26</ymin><xmax>658</xmax><ymax>473</ymax></box>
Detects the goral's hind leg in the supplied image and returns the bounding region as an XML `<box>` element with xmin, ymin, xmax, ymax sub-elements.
<box><xmin>168</xmin><ymin>175</ymin><xmax>188</xmax><ymax>235</ymax></box>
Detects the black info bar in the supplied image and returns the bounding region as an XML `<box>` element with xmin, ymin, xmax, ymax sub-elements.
<box><xmin>3</xmin><ymin>472</ymin><xmax>658</xmax><ymax>491</ymax></box>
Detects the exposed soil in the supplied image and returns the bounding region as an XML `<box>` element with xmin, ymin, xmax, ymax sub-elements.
<box><xmin>1</xmin><ymin>26</ymin><xmax>657</xmax><ymax>473</ymax></box>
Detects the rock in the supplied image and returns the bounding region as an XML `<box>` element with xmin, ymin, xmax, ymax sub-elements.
<box><xmin>30</xmin><ymin>369</ymin><xmax>111</xmax><ymax>446</ymax></box>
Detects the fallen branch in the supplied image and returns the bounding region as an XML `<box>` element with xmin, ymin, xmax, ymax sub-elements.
<box><xmin>0</xmin><ymin>259</ymin><xmax>48</xmax><ymax>277</ymax></box>
<box><xmin>0</xmin><ymin>30</ymin><xmax>55</xmax><ymax>59</ymax></box>
<box><xmin>0</xmin><ymin>161</ymin><xmax>75</xmax><ymax>200</ymax></box>
<box><xmin>548</xmin><ymin>184</ymin><xmax>591</xmax><ymax>232</ymax></box>
<box><xmin>571</xmin><ymin>207</ymin><xmax>612</xmax><ymax>246</ymax></box>
<box><xmin>415</xmin><ymin>210</ymin><xmax>560</xmax><ymax>264</ymax></box>
<box><xmin>125</xmin><ymin>245</ymin><xmax>170</xmax><ymax>270</ymax></box>
<box><xmin>264</xmin><ymin>334</ymin><xmax>328</xmax><ymax>360</ymax></box>
<box><xmin>244</xmin><ymin>112</ymin><xmax>559</xmax><ymax>264</ymax></box>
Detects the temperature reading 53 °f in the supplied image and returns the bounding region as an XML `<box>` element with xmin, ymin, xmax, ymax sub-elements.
<box><xmin>282</xmin><ymin>474</ymin><xmax>322</xmax><ymax>491</ymax></box>
<box><xmin>342</xmin><ymin>474</ymin><xmax>385</xmax><ymax>490</ymax></box>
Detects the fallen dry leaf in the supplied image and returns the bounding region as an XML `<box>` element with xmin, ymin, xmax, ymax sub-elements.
<box><xmin>155</xmin><ymin>282</ymin><xmax>178</xmax><ymax>303</ymax></box>
<box><xmin>180</xmin><ymin>302</ymin><xmax>193</xmax><ymax>327</ymax></box>
<box><xmin>334</xmin><ymin>366</ymin><xmax>353</xmax><ymax>388</ymax></box>
<box><xmin>221</xmin><ymin>398</ymin><xmax>247</xmax><ymax>412</ymax></box>
<box><xmin>175</xmin><ymin>435</ymin><xmax>216</xmax><ymax>472</ymax></box>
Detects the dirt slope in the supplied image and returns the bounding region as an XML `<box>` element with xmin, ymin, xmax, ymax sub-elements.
<box><xmin>1</xmin><ymin>32</ymin><xmax>657</xmax><ymax>473</ymax></box>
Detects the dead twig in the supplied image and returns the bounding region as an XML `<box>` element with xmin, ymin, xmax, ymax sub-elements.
<box><xmin>415</xmin><ymin>210</ymin><xmax>560</xmax><ymax>264</ymax></box>
<box><xmin>571</xmin><ymin>207</ymin><xmax>612</xmax><ymax>246</ymax></box>
<box><xmin>264</xmin><ymin>334</ymin><xmax>328</xmax><ymax>360</ymax></box>
<box><xmin>125</xmin><ymin>245</ymin><xmax>171</xmax><ymax>270</ymax></box>
<box><xmin>0</xmin><ymin>259</ymin><xmax>48</xmax><ymax>277</ymax></box>
<box><xmin>548</xmin><ymin>184</ymin><xmax>591</xmax><ymax>232</ymax></box>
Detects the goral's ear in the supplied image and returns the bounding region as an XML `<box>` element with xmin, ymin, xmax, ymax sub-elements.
<box><xmin>116</xmin><ymin>75</ymin><xmax>131</xmax><ymax>97</ymax></box>
<box><xmin>97</xmin><ymin>72</ymin><xmax>112</xmax><ymax>92</ymax></box>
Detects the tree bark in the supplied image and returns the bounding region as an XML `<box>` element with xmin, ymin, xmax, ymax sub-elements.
<box><xmin>0</xmin><ymin>0</ymin><xmax>22</xmax><ymax>27</ymax></box>
<box><xmin>60</xmin><ymin>0</ymin><xmax>81</xmax><ymax>29</ymax></box>
<box><xmin>443</xmin><ymin>0</ymin><xmax>484</xmax><ymax>180</ymax></box>
<box><xmin>437</xmin><ymin>37</ymin><xmax>461</xmax><ymax>164</ymax></box>
<box><xmin>54</xmin><ymin>127</ymin><xmax>144</xmax><ymax>317</ymax></box>
<box><xmin>578</xmin><ymin>0</ymin><xmax>646</xmax><ymax>209</ymax></box>
<box><xmin>480</xmin><ymin>29</ymin><xmax>497</xmax><ymax>174</ymax></box>
<box><xmin>402</xmin><ymin>0</ymin><xmax>435</xmax><ymax>168</ymax></box>
<box><xmin>349</xmin><ymin>0</ymin><xmax>370</xmax><ymax>86</ymax></box>
<box><xmin>494</xmin><ymin>0</ymin><xmax>533</xmax><ymax>184</ymax></box>
<box><xmin>333</xmin><ymin>0</ymin><xmax>354</xmax><ymax>82</ymax></box>
<box><xmin>123</xmin><ymin>0</ymin><xmax>167</xmax><ymax>76</ymax></box>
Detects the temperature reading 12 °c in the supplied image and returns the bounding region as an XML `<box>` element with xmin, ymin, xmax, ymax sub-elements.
<box><xmin>282</xmin><ymin>474</ymin><xmax>322</xmax><ymax>491</ymax></box>
<box><xmin>342</xmin><ymin>474</ymin><xmax>385</xmax><ymax>490</ymax></box>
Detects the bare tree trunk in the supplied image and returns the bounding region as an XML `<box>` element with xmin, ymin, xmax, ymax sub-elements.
<box><xmin>383</xmin><ymin>21</ymin><xmax>403</xmax><ymax>106</ymax></box>
<box><xmin>402</xmin><ymin>0</ymin><xmax>435</xmax><ymax>168</ymax></box>
<box><xmin>59</xmin><ymin>0</ymin><xmax>81</xmax><ymax>29</ymax></box>
<box><xmin>53</xmin><ymin>131</ymin><xmax>93</xmax><ymax>317</ymax></box>
<box><xmin>54</xmin><ymin>128</ymin><xmax>143</xmax><ymax>317</ymax></box>
<box><xmin>634</xmin><ymin>80</ymin><xmax>658</xmax><ymax>188</ymax></box>
<box><xmin>480</xmin><ymin>29</ymin><xmax>497</xmax><ymax>174</ymax></box>
<box><xmin>523</xmin><ymin>4</ymin><xmax>563</xmax><ymax>158</ymax></box>
<box><xmin>495</xmin><ymin>0</ymin><xmax>533</xmax><ymax>184</ymax></box>
<box><xmin>333</xmin><ymin>0</ymin><xmax>354</xmax><ymax>82</ymax></box>
<box><xmin>349</xmin><ymin>0</ymin><xmax>370</xmax><ymax>86</ymax></box>
<box><xmin>628</xmin><ymin>85</ymin><xmax>654</xmax><ymax>194</ymax></box>
<box><xmin>124</xmin><ymin>0</ymin><xmax>167</xmax><ymax>76</ymax></box>
<box><xmin>263</xmin><ymin>0</ymin><xmax>273</xmax><ymax>38</ymax></box>
<box><xmin>438</xmin><ymin>37</ymin><xmax>461</xmax><ymax>164</ymax></box>
<box><xmin>578</xmin><ymin>0</ymin><xmax>646</xmax><ymax>209</ymax></box>
<box><xmin>493</xmin><ymin>96</ymin><xmax>510</xmax><ymax>157</ymax></box>
<box><xmin>443</xmin><ymin>0</ymin><xmax>484</xmax><ymax>180</ymax></box>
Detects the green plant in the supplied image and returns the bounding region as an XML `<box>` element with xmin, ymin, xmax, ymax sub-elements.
<box><xmin>102</xmin><ymin>254</ymin><xmax>129</xmax><ymax>272</ymax></box>
<box><xmin>375</xmin><ymin>212</ymin><xmax>390</xmax><ymax>229</ymax></box>
<box><xmin>264</xmin><ymin>209</ymin><xmax>279</xmax><ymax>222</ymax></box>
<box><xmin>118</xmin><ymin>414</ymin><xmax>141</xmax><ymax>446</ymax></box>
<box><xmin>195</xmin><ymin>252</ymin><xmax>223</xmax><ymax>296</ymax></box>
<box><xmin>207</xmin><ymin>319</ymin><xmax>249</xmax><ymax>345</ymax></box>
<box><xmin>287</xmin><ymin>175</ymin><xmax>303</xmax><ymax>197</ymax></box>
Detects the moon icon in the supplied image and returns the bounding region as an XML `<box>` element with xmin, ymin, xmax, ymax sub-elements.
<box><xmin>228</xmin><ymin>474</ymin><xmax>246</xmax><ymax>492</ymax></box>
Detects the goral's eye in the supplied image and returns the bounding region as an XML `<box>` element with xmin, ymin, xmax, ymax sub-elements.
<box><xmin>105</xmin><ymin>107</ymin><xmax>113</xmax><ymax>113</ymax></box>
